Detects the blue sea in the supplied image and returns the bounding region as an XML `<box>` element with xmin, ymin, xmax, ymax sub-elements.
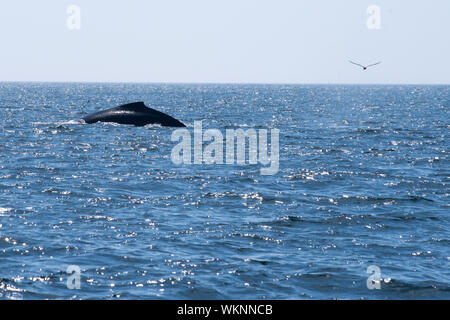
<box><xmin>0</xmin><ymin>83</ymin><xmax>449</xmax><ymax>299</ymax></box>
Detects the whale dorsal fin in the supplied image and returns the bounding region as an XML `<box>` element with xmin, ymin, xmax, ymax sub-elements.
<box><xmin>115</xmin><ymin>101</ymin><xmax>148</xmax><ymax>112</ymax></box>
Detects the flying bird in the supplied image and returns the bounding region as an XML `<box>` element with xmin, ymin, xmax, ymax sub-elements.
<box><xmin>349</xmin><ymin>60</ymin><xmax>381</xmax><ymax>70</ymax></box>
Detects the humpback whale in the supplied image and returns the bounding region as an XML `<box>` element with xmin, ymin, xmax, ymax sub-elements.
<box><xmin>82</xmin><ymin>102</ymin><xmax>186</xmax><ymax>127</ymax></box>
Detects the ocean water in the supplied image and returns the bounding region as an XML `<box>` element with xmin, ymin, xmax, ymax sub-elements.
<box><xmin>0</xmin><ymin>82</ymin><xmax>449</xmax><ymax>300</ymax></box>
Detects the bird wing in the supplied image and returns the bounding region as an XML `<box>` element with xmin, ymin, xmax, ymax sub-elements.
<box><xmin>349</xmin><ymin>60</ymin><xmax>365</xmax><ymax>68</ymax></box>
<box><xmin>366</xmin><ymin>61</ymin><xmax>381</xmax><ymax>68</ymax></box>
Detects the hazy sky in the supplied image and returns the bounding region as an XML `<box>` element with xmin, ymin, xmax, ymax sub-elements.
<box><xmin>0</xmin><ymin>0</ymin><xmax>449</xmax><ymax>84</ymax></box>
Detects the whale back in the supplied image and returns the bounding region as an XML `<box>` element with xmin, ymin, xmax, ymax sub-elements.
<box><xmin>82</xmin><ymin>102</ymin><xmax>186</xmax><ymax>127</ymax></box>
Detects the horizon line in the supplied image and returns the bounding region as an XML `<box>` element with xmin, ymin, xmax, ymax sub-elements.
<box><xmin>0</xmin><ymin>80</ymin><xmax>449</xmax><ymax>86</ymax></box>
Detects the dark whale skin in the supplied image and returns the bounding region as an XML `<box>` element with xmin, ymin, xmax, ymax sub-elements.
<box><xmin>82</xmin><ymin>102</ymin><xmax>186</xmax><ymax>127</ymax></box>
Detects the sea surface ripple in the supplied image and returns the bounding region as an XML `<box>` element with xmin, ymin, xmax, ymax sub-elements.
<box><xmin>0</xmin><ymin>83</ymin><xmax>449</xmax><ymax>299</ymax></box>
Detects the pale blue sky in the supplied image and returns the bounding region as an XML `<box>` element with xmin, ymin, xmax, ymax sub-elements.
<box><xmin>0</xmin><ymin>0</ymin><xmax>449</xmax><ymax>84</ymax></box>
